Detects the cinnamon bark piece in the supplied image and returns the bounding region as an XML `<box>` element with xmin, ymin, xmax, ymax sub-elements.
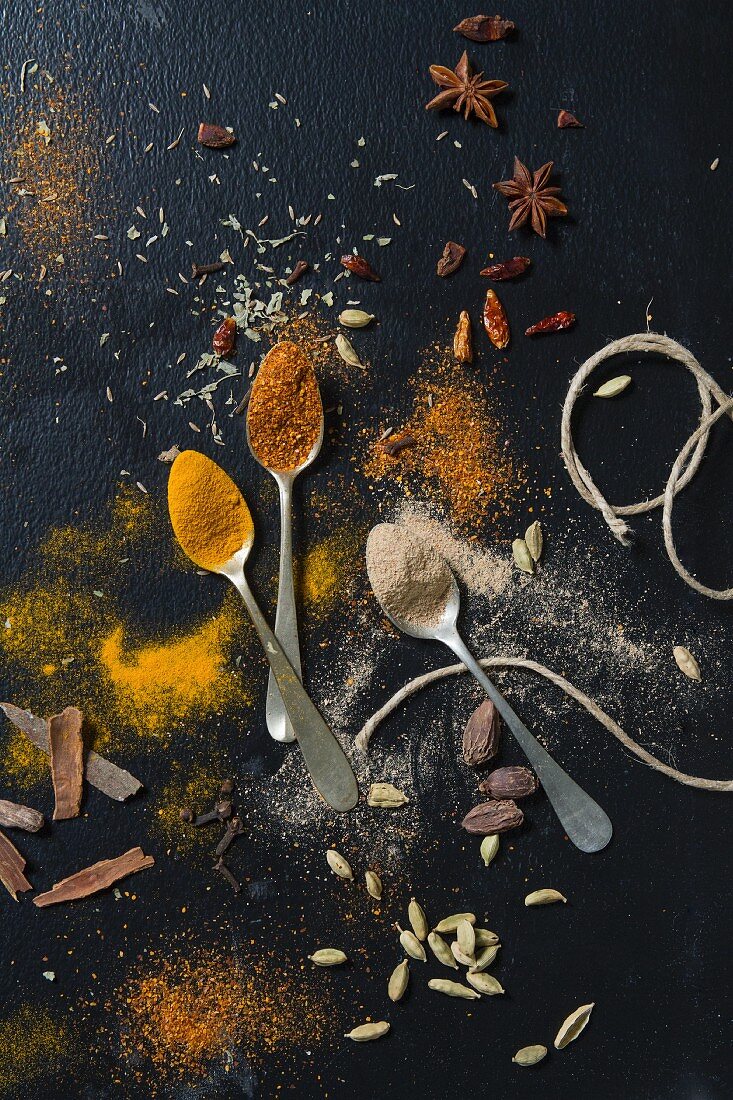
<box><xmin>0</xmin><ymin>703</ymin><xmax>143</xmax><ymax>802</ymax></box>
<box><xmin>33</xmin><ymin>847</ymin><xmax>155</xmax><ymax>908</ymax></box>
<box><xmin>48</xmin><ymin>706</ymin><xmax>84</xmax><ymax>820</ymax></box>
<box><xmin>0</xmin><ymin>798</ymin><xmax>45</xmax><ymax>832</ymax></box>
<box><xmin>0</xmin><ymin>828</ymin><xmax>33</xmax><ymax>900</ymax></box>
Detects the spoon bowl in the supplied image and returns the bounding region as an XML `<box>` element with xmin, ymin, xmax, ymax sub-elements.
<box><xmin>367</xmin><ymin>523</ymin><xmax>612</xmax><ymax>853</ymax></box>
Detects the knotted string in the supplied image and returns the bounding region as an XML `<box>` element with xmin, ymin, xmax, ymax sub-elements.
<box><xmin>560</xmin><ymin>332</ymin><xmax>733</xmax><ymax>599</ymax></box>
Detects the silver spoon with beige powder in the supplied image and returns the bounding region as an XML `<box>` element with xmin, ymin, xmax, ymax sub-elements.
<box><xmin>366</xmin><ymin>523</ymin><xmax>612</xmax><ymax>853</ymax></box>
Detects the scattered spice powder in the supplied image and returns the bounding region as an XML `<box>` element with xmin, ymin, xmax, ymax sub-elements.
<box><xmin>115</xmin><ymin>948</ymin><xmax>333</xmax><ymax>1083</ymax></box>
<box><xmin>0</xmin><ymin>1006</ymin><xmax>72</xmax><ymax>1091</ymax></box>
<box><xmin>299</xmin><ymin>529</ymin><xmax>363</xmax><ymax>613</ymax></box>
<box><xmin>247</xmin><ymin>341</ymin><xmax>322</xmax><ymax>470</ymax></box>
<box><xmin>364</xmin><ymin>350</ymin><xmax>519</xmax><ymax>527</ymax></box>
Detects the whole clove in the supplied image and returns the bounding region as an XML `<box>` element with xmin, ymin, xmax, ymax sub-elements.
<box><xmin>193</xmin><ymin>800</ymin><xmax>232</xmax><ymax>826</ymax></box>
<box><xmin>213</xmin><ymin>857</ymin><xmax>241</xmax><ymax>894</ymax></box>
<box><xmin>179</xmin><ymin>807</ymin><xmax>194</xmax><ymax>823</ymax></box>
<box><xmin>191</xmin><ymin>261</ymin><xmax>226</xmax><ymax>279</ymax></box>
<box><xmin>219</xmin><ymin>778</ymin><xmax>235</xmax><ymax>798</ymax></box>
<box><xmin>381</xmin><ymin>432</ymin><xmax>416</xmax><ymax>457</ymax></box>
<box><xmin>233</xmin><ymin>386</ymin><xmax>252</xmax><ymax>416</ymax></box>
<box><xmin>214</xmin><ymin>815</ymin><xmax>244</xmax><ymax>858</ymax></box>
<box><xmin>284</xmin><ymin>260</ymin><xmax>309</xmax><ymax>285</ymax></box>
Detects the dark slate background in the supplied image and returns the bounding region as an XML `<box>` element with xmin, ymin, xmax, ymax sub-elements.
<box><xmin>0</xmin><ymin>2</ymin><xmax>731</xmax><ymax>1098</ymax></box>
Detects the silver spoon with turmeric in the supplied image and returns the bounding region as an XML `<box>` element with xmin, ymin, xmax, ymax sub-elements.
<box><xmin>246</xmin><ymin>341</ymin><xmax>324</xmax><ymax>744</ymax></box>
<box><xmin>366</xmin><ymin>523</ymin><xmax>612</xmax><ymax>852</ymax></box>
<box><xmin>168</xmin><ymin>450</ymin><xmax>357</xmax><ymax>812</ymax></box>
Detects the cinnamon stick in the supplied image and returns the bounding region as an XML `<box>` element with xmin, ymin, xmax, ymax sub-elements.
<box><xmin>0</xmin><ymin>798</ymin><xmax>44</xmax><ymax>833</ymax></box>
<box><xmin>33</xmin><ymin>847</ymin><xmax>155</xmax><ymax>908</ymax></box>
<box><xmin>0</xmin><ymin>702</ymin><xmax>143</xmax><ymax>801</ymax></box>
<box><xmin>49</xmin><ymin>706</ymin><xmax>84</xmax><ymax>820</ymax></box>
<box><xmin>0</xmin><ymin>828</ymin><xmax>33</xmax><ymax>900</ymax></box>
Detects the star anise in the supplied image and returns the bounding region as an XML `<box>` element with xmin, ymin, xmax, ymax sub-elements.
<box><xmin>493</xmin><ymin>157</ymin><xmax>568</xmax><ymax>238</ymax></box>
<box><xmin>426</xmin><ymin>52</ymin><xmax>508</xmax><ymax>128</ymax></box>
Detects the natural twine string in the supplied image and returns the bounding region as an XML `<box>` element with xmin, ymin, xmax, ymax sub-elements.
<box><xmin>560</xmin><ymin>332</ymin><xmax>733</xmax><ymax>600</ymax></box>
<box><xmin>354</xmin><ymin>656</ymin><xmax>732</xmax><ymax>793</ymax></box>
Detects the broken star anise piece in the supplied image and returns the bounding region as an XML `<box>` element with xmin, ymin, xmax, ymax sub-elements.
<box><xmin>426</xmin><ymin>52</ymin><xmax>508</xmax><ymax>128</ymax></box>
<box><xmin>493</xmin><ymin>157</ymin><xmax>568</xmax><ymax>238</ymax></box>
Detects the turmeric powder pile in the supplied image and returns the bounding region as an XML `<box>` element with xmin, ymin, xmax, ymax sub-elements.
<box><xmin>168</xmin><ymin>450</ymin><xmax>253</xmax><ymax>571</ymax></box>
<box><xmin>247</xmin><ymin>341</ymin><xmax>322</xmax><ymax>470</ymax></box>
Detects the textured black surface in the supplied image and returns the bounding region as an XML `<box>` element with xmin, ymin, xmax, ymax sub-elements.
<box><xmin>0</xmin><ymin>1</ymin><xmax>731</xmax><ymax>1097</ymax></box>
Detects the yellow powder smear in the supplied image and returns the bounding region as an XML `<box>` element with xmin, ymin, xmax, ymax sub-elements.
<box><xmin>300</xmin><ymin>529</ymin><xmax>363</xmax><ymax>613</ymax></box>
<box><xmin>0</xmin><ymin>1006</ymin><xmax>71</xmax><ymax>1090</ymax></box>
<box><xmin>99</xmin><ymin>594</ymin><xmax>250</xmax><ymax>737</ymax></box>
<box><xmin>168</xmin><ymin>450</ymin><xmax>253</xmax><ymax>571</ymax></box>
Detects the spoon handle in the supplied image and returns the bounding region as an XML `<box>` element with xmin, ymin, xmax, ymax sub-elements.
<box><xmin>443</xmin><ymin>631</ymin><xmax>612</xmax><ymax>853</ymax></box>
<box><xmin>230</xmin><ymin>569</ymin><xmax>358</xmax><ymax>813</ymax></box>
<box><xmin>265</xmin><ymin>475</ymin><xmax>299</xmax><ymax>744</ymax></box>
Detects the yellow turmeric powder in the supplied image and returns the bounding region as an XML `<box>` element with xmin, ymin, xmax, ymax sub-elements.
<box><xmin>168</xmin><ymin>450</ymin><xmax>253</xmax><ymax>570</ymax></box>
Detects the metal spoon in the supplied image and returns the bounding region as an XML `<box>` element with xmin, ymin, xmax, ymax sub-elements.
<box><xmin>368</xmin><ymin>549</ymin><xmax>612</xmax><ymax>852</ymax></box>
<box><xmin>171</xmin><ymin>465</ymin><xmax>357</xmax><ymax>813</ymax></box>
<box><xmin>247</xmin><ymin>390</ymin><xmax>324</xmax><ymax>745</ymax></box>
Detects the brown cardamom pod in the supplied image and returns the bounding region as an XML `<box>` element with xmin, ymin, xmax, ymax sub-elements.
<box><xmin>479</xmin><ymin>766</ymin><xmax>538</xmax><ymax>800</ymax></box>
<box><xmin>461</xmin><ymin>799</ymin><xmax>523</xmax><ymax>835</ymax></box>
<box><xmin>462</xmin><ymin>700</ymin><xmax>501</xmax><ymax>767</ymax></box>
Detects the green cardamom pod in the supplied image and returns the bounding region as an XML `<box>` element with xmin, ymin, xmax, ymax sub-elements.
<box><xmin>450</xmin><ymin>940</ymin><xmax>475</xmax><ymax>967</ymax></box>
<box><xmin>512</xmin><ymin>538</ymin><xmax>534</xmax><ymax>575</ymax></box>
<box><xmin>524</xmin><ymin>520</ymin><xmax>543</xmax><ymax>563</ymax></box>
<box><xmin>339</xmin><ymin>309</ymin><xmax>375</xmax><ymax>328</ymax></box>
<box><xmin>673</xmin><ymin>645</ymin><xmax>701</xmax><ymax>681</ymax></box>
<box><xmin>308</xmin><ymin>949</ymin><xmax>348</xmax><ymax>967</ymax></box>
<box><xmin>593</xmin><ymin>374</ymin><xmax>631</xmax><ymax>397</ymax></box>
<box><xmin>397</xmin><ymin>924</ymin><xmax>426</xmax><ymax>961</ymax></box>
<box><xmin>470</xmin><ymin>944</ymin><xmax>500</xmax><ymax>972</ymax></box>
<box><xmin>466</xmin><ymin>971</ymin><xmax>504</xmax><ymax>995</ymax></box>
<box><xmin>388</xmin><ymin>959</ymin><xmax>409</xmax><ymax>1002</ymax></box>
<box><xmin>480</xmin><ymin>834</ymin><xmax>500</xmax><ymax>867</ymax></box>
<box><xmin>512</xmin><ymin>1044</ymin><xmax>548</xmax><ymax>1066</ymax></box>
<box><xmin>554</xmin><ymin>1003</ymin><xmax>594</xmax><ymax>1049</ymax></box>
<box><xmin>434</xmin><ymin>912</ymin><xmax>476</xmax><ymax>934</ymax></box>
<box><xmin>326</xmin><ymin>849</ymin><xmax>353</xmax><ymax>880</ymax></box>
<box><xmin>367</xmin><ymin>782</ymin><xmax>409</xmax><ymax>808</ymax></box>
<box><xmin>473</xmin><ymin>928</ymin><xmax>500</xmax><ymax>947</ymax></box>
<box><xmin>365</xmin><ymin>870</ymin><xmax>382</xmax><ymax>900</ymax></box>
<box><xmin>335</xmin><ymin>333</ymin><xmax>363</xmax><ymax>368</ymax></box>
<box><xmin>525</xmin><ymin>888</ymin><xmax>567</xmax><ymax>906</ymax></box>
<box><xmin>428</xmin><ymin>978</ymin><xmax>480</xmax><ymax>1000</ymax></box>
<box><xmin>427</xmin><ymin>931</ymin><xmax>458</xmax><ymax>969</ymax></box>
<box><xmin>456</xmin><ymin>919</ymin><xmax>475</xmax><ymax>958</ymax></box>
<box><xmin>408</xmin><ymin>897</ymin><xmax>428</xmax><ymax>941</ymax></box>
<box><xmin>345</xmin><ymin>1021</ymin><xmax>390</xmax><ymax>1042</ymax></box>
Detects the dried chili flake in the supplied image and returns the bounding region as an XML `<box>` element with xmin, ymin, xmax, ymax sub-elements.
<box><xmin>284</xmin><ymin>259</ymin><xmax>309</xmax><ymax>285</ymax></box>
<box><xmin>557</xmin><ymin>110</ymin><xmax>584</xmax><ymax>129</ymax></box>
<box><xmin>525</xmin><ymin>311</ymin><xmax>576</xmax><ymax>336</ymax></box>
<box><xmin>480</xmin><ymin>256</ymin><xmax>530</xmax><ymax>280</ymax></box>
<box><xmin>381</xmin><ymin>432</ymin><xmax>416</xmax><ymax>457</ymax></box>
<box><xmin>436</xmin><ymin>241</ymin><xmax>467</xmax><ymax>277</ymax></box>
<box><xmin>197</xmin><ymin>123</ymin><xmax>237</xmax><ymax>148</ymax></box>
<box><xmin>340</xmin><ymin>254</ymin><xmax>381</xmax><ymax>282</ymax></box>
<box><xmin>213</xmin><ymin>317</ymin><xmax>237</xmax><ymax>357</ymax></box>
<box><xmin>483</xmin><ymin>288</ymin><xmax>510</xmax><ymax>349</ymax></box>
<box><xmin>454</xmin><ymin>14</ymin><xmax>515</xmax><ymax>42</ymax></box>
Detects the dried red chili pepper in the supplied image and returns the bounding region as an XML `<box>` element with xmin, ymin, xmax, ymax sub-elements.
<box><xmin>212</xmin><ymin>317</ymin><xmax>237</xmax><ymax>356</ymax></box>
<box><xmin>436</xmin><ymin>241</ymin><xmax>466</xmax><ymax>277</ymax></box>
<box><xmin>483</xmin><ymin>289</ymin><xmax>510</xmax><ymax>349</ymax></box>
<box><xmin>340</xmin><ymin>254</ymin><xmax>381</xmax><ymax>282</ymax></box>
<box><xmin>480</xmin><ymin>256</ymin><xmax>531</xmax><ymax>281</ymax></box>
<box><xmin>557</xmin><ymin>110</ymin><xmax>584</xmax><ymax>129</ymax></box>
<box><xmin>454</xmin><ymin>15</ymin><xmax>515</xmax><ymax>41</ymax></box>
<box><xmin>525</xmin><ymin>311</ymin><xmax>576</xmax><ymax>336</ymax></box>
<box><xmin>197</xmin><ymin>123</ymin><xmax>237</xmax><ymax>148</ymax></box>
<box><xmin>284</xmin><ymin>260</ymin><xmax>309</xmax><ymax>285</ymax></box>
